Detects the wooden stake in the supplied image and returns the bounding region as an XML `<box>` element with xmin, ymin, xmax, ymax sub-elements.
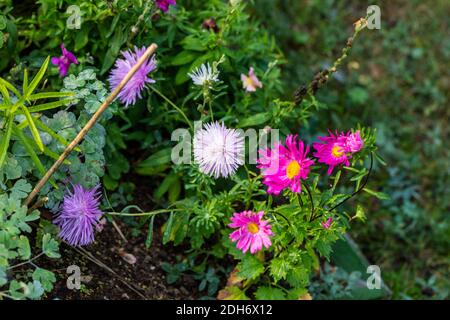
<box><xmin>24</xmin><ymin>43</ymin><xmax>158</xmax><ymax>207</ymax></box>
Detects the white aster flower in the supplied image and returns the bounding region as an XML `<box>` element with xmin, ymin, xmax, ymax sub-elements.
<box><xmin>193</xmin><ymin>122</ymin><xmax>244</xmax><ymax>178</ymax></box>
<box><xmin>188</xmin><ymin>63</ymin><xmax>219</xmax><ymax>87</ymax></box>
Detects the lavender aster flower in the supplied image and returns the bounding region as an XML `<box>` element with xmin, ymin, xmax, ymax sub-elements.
<box><xmin>51</xmin><ymin>43</ymin><xmax>78</xmax><ymax>77</ymax></box>
<box><xmin>193</xmin><ymin>122</ymin><xmax>244</xmax><ymax>178</ymax></box>
<box><xmin>54</xmin><ymin>184</ymin><xmax>103</xmax><ymax>247</ymax></box>
<box><xmin>108</xmin><ymin>46</ymin><xmax>157</xmax><ymax>107</ymax></box>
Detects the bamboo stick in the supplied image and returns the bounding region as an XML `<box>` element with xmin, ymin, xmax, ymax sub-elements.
<box><xmin>24</xmin><ymin>43</ymin><xmax>158</xmax><ymax>207</ymax></box>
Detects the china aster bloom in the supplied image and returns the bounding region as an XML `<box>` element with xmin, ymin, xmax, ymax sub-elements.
<box><xmin>229</xmin><ymin>210</ymin><xmax>273</xmax><ymax>254</ymax></box>
<box><xmin>108</xmin><ymin>46</ymin><xmax>157</xmax><ymax>107</ymax></box>
<box><xmin>188</xmin><ymin>63</ymin><xmax>219</xmax><ymax>87</ymax></box>
<box><xmin>193</xmin><ymin>122</ymin><xmax>244</xmax><ymax>178</ymax></box>
<box><xmin>51</xmin><ymin>43</ymin><xmax>78</xmax><ymax>77</ymax></box>
<box><xmin>156</xmin><ymin>0</ymin><xmax>176</xmax><ymax>12</ymax></box>
<box><xmin>321</xmin><ymin>217</ymin><xmax>333</xmax><ymax>229</ymax></box>
<box><xmin>313</xmin><ymin>130</ymin><xmax>350</xmax><ymax>175</ymax></box>
<box><xmin>241</xmin><ymin>67</ymin><xmax>262</xmax><ymax>92</ymax></box>
<box><xmin>53</xmin><ymin>184</ymin><xmax>103</xmax><ymax>247</ymax></box>
<box><xmin>313</xmin><ymin>130</ymin><xmax>364</xmax><ymax>175</ymax></box>
<box><xmin>343</xmin><ymin>130</ymin><xmax>364</xmax><ymax>153</ymax></box>
<box><xmin>258</xmin><ymin>135</ymin><xmax>314</xmax><ymax>195</ymax></box>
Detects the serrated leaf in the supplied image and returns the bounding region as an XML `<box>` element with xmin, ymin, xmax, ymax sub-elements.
<box><xmin>254</xmin><ymin>286</ymin><xmax>286</xmax><ymax>300</ymax></box>
<box><xmin>237</xmin><ymin>256</ymin><xmax>264</xmax><ymax>280</ymax></box>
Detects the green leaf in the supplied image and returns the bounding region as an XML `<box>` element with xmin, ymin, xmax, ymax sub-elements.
<box><xmin>28</xmin><ymin>98</ymin><xmax>73</xmax><ymax>113</ymax></box>
<box><xmin>171</xmin><ymin>51</ymin><xmax>199</xmax><ymax>66</ymax></box>
<box><xmin>255</xmin><ymin>286</ymin><xmax>286</xmax><ymax>300</ymax></box>
<box><xmin>11</xmin><ymin>179</ymin><xmax>32</xmax><ymax>200</ymax></box>
<box><xmin>0</xmin><ymin>113</ymin><xmax>13</xmax><ymax>168</ymax></box>
<box><xmin>363</xmin><ymin>188</ymin><xmax>390</xmax><ymax>200</ymax></box>
<box><xmin>237</xmin><ymin>256</ymin><xmax>264</xmax><ymax>280</ymax></box>
<box><xmin>145</xmin><ymin>215</ymin><xmax>155</xmax><ymax>248</ymax></box>
<box><xmin>238</xmin><ymin>112</ymin><xmax>270</xmax><ymax>128</ymax></box>
<box><xmin>32</xmin><ymin>268</ymin><xmax>56</xmax><ymax>292</ymax></box>
<box><xmin>154</xmin><ymin>173</ymin><xmax>179</xmax><ymax>200</ymax></box>
<box><xmin>42</xmin><ymin>234</ymin><xmax>60</xmax><ymax>259</ymax></box>
<box><xmin>25</xmin><ymin>56</ymin><xmax>50</xmax><ymax>98</ymax></box>
<box><xmin>12</xmin><ymin>126</ymin><xmax>58</xmax><ymax>188</ymax></box>
<box><xmin>140</xmin><ymin>148</ymin><xmax>172</xmax><ymax>167</ymax></box>
<box><xmin>162</xmin><ymin>212</ymin><xmax>174</xmax><ymax>245</ymax></box>
<box><xmin>17</xmin><ymin>235</ymin><xmax>31</xmax><ymax>260</ymax></box>
<box><xmin>0</xmin><ymin>266</ymin><xmax>7</xmax><ymax>286</ymax></box>
<box><xmin>269</xmin><ymin>257</ymin><xmax>290</xmax><ymax>281</ymax></box>
<box><xmin>0</xmin><ymin>78</ymin><xmax>21</xmax><ymax>101</ymax></box>
<box><xmin>28</xmin><ymin>91</ymin><xmax>75</xmax><ymax>101</ymax></box>
<box><xmin>20</xmin><ymin>105</ymin><xmax>44</xmax><ymax>151</ymax></box>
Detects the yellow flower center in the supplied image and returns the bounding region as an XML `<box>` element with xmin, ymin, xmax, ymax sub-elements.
<box><xmin>286</xmin><ymin>160</ymin><xmax>301</xmax><ymax>179</ymax></box>
<box><xmin>247</xmin><ymin>222</ymin><xmax>259</xmax><ymax>234</ymax></box>
<box><xmin>332</xmin><ymin>145</ymin><xmax>344</xmax><ymax>158</ymax></box>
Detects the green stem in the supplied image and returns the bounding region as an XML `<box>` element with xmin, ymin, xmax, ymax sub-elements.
<box><xmin>105</xmin><ymin>208</ymin><xmax>184</xmax><ymax>217</ymax></box>
<box><xmin>150</xmin><ymin>86</ymin><xmax>193</xmax><ymax>130</ymax></box>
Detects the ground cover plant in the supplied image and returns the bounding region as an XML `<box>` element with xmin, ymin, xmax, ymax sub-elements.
<box><xmin>0</xmin><ymin>1</ymin><xmax>447</xmax><ymax>300</ymax></box>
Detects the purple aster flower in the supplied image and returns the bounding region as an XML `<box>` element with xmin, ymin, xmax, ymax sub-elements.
<box><xmin>156</xmin><ymin>0</ymin><xmax>176</xmax><ymax>12</ymax></box>
<box><xmin>108</xmin><ymin>46</ymin><xmax>157</xmax><ymax>108</ymax></box>
<box><xmin>51</xmin><ymin>43</ymin><xmax>78</xmax><ymax>77</ymax></box>
<box><xmin>54</xmin><ymin>184</ymin><xmax>103</xmax><ymax>247</ymax></box>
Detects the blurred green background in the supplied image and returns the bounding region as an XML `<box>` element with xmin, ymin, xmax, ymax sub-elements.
<box><xmin>252</xmin><ymin>0</ymin><xmax>449</xmax><ymax>299</ymax></box>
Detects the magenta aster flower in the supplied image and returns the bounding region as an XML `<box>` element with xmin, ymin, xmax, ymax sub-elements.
<box><xmin>193</xmin><ymin>122</ymin><xmax>244</xmax><ymax>178</ymax></box>
<box><xmin>156</xmin><ymin>0</ymin><xmax>176</xmax><ymax>12</ymax></box>
<box><xmin>313</xmin><ymin>130</ymin><xmax>364</xmax><ymax>175</ymax></box>
<box><xmin>241</xmin><ymin>67</ymin><xmax>262</xmax><ymax>92</ymax></box>
<box><xmin>258</xmin><ymin>135</ymin><xmax>314</xmax><ymax>195</ymax></box>
<box><xmin>321</xmin><ymin>217</ymin><xmax>333</xmax><ymax>229</ymax></box>
<box><xmin>51</xmin><ymin>43</ymin><xmax>78</xmax><ymax>77</ymax></box>
<box><xmin>53</xmin><ymin>184</ymin><xmax>103</xmax><ymax>247</ymax></box>
<box><xmin>108</xmin><ymin>46</ymin><xmax>157</xmax><ymax>107</ymax></box>
<box><xmin>343</xmin><ymin>130</ymin><xmax>364</xmax><ymax>153</ymax></box>
<box><xmin>313</xmin><ymin>130</ymin><xmax>350</xmax><ymax>175</ymax></box>
<box><xmin>229</xmin><ymin>210</ymin><xmax>273</xmax><ymax>254</ymax></box>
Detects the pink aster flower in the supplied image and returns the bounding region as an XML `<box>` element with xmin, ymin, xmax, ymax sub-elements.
<box><xmin>53</xmin><ymin>184</ymin><xmax>103</xmax><ymax>247</ymax></box>
<box><xmin>51</xmin><ymin>43</ymin><xmax>78</xmax><ymax>77</ymax></box>
<box><xmin>343</xmin><ymin>130</ymin><xmax>364</xmax><ymax>153</ymax></box>
<box><xmin>257</xmin><ymin>135</ymin><xmax>314</xmax><ymax>195</ymax></box>
<box><xmin>108</xmin><ymin>46</ymin><xmax>157</xmax><ymax>107</ymax></box>
<box><xmin>321</xmin><ymin>217</ymin><xmax>333</xmax><ymax>229</ymax></box>
<box><xmin>229</xmin><ymin>210</ymin><xmax>273</xmax><ymax>254</ymax></box>
<box><xmin>241</xmin><ymin>67</ymin><xmax>263</xmax><ymax>92</ymax></box>
<box><xmin>313</xmin><ymin>130</ymin><xmax>364</xmax><ymax>175</ymax></box>
<box><xmin>313</xmin><ymin>130</ymin><xmax>350</xmax><ymax>175</ymax></box>
<box><xmin>156</xmin><ymin>0</ymin><xmax>176</xmax><ymax>12</ymax></box>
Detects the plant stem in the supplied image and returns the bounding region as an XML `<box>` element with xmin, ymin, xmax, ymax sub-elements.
<box><xmin>8</xmin><ymin>252</ymin><xmax>44</xmax><ymax>270</ymax></box>
<box><xmin>105</xmin><ymin>208</ymin><xmax>184</xmax><ymax>217</ymax></box>
<box><xmin>150</xmin><ymin>86</ymin><xmax>193</xmax><ymax>131</ymax></box>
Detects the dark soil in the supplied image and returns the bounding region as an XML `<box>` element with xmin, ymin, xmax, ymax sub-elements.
<box><xmin>41</xmin><ymin>218</ymin><xmax>199</xmax><ymax>300</ymax></box>
<box><xmin>39</xmin><ymin>176</ymin><xmax>200</xmax><ymax>300</ymax></box>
